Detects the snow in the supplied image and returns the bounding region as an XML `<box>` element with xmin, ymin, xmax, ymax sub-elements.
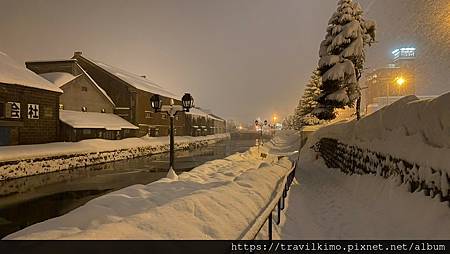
<box><xmin>322</xmin><ymin>59</ymin><xmax>356</xmax><ymax>83</ymax></box>
<box><xmin>207</xmin><ymin>114</ymin><xmax>225</xmax><ymax>122</ymax></box>
<box><xmin>5</xmin><ymin>146</ymin><xmax>292</xmax><ymax>240</ymax></box>
<box><xmin>251</xmin><ymin>130</ymin><xmax>450</xmax><ymax>240</ymax></box>
<box><xmin>0</xmin><ymin>51</ymin><xmax>63</xmax><ymax>93</ymax></box>
<box><xmin>60</xmin><ymin>110</ymin><xmax>139</xmax><ymax>130</ymax></box>
<box><xmin>76</xmin><ymin>63</ymin><xmax>116</xmax><ymax>107</ymax></box>
<box><xmin>185</xmin><ymin>107</ymin><xmax>209</xmax><ymax>117</ymax></box>
<box><xmin>39</xmin><ymin>72</ymin><xmax>79</xmax><ymax>87</ymax></box>
<box><xmin>0</xmin><ymin>133</ymin><xmax>230</xmax><ymax>180</ymax></box>
<box><xmin>318</xmin><ymin>55</ymin><xmax>341</xmax><ymax>68</ymax></box>
<box><xmin>325</xmin><ymin>88</ymin><xmax>350</xmax><ymax>104</ymax></box>
<box><xmin>260</xmin><ymin>130</ymin><xmax>301</xmax><ymax>157</ymax></box>
<box><xmin>272</xmin><ymin>159</ymin><xmax>450</xmax><ymax>239</ymax></box>
<box><xmin>304</xmin><ymin>93</ymin><xmax>450</xmax><ymax>172</ymax></box>
<box><xmin>82</xmin><ymin>56</ymin><xmax>178</xmax><ymax>99</ymax></box>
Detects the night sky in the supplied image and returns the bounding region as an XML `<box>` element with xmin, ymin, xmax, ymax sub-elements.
<box><xmin>0</xmin><ymin>0</ymin><xmax>448</xmax><ymax>123</ymax></box>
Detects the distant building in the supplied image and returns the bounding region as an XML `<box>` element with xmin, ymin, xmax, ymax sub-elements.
<box><xmin>185</xmin><ymin>108</ymin><xmax>226</xmax><ymax>136</ymax></box>
<box><xmin>362</xmin><ymin>47</ymin><xmax>417</xmax><ymax>114</ymax></box>
<box><xmin>0</xmin><ymin>52</ymin><xmax>63</xmax><ymax>146</ymax></box>
<box><xmin>208</xmin><ymin>113</ymin><xmax>226</xmax><ymax>134</ymax></box>
<box><xmin>392</xmin><ymin>47</ymin><xmax>416</xmax><ymax>68</ymax></box>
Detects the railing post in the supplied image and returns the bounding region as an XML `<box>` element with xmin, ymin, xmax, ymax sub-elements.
<box><xmin>268</xmin><ymin>212</ymin><xmax>273</xmax><ymax>240</ymax></box>
<box><xmin>277</xmin><ymin>199</ymin><xmax>281</xmax><ymax>225</ymax></box>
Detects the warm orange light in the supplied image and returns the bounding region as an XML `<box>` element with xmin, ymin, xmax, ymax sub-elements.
<box><xmin>396</xmin><ymin>77</ymin><xmax>406</xmax><ymax>86</ymax></box>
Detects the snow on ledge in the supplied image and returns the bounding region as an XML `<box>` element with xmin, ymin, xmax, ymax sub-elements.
<box><xmin>0</xmin><ymin>134</ymin><xmax>230</xmax><ymax>181</ymax></box>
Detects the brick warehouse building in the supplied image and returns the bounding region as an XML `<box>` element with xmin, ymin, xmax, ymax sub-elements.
<box><xmin>185</xmin><ymin>108</ymin><xmax>227</xmax><ymax>136</ymax></box>
<box><xmin>0</xmin><ymin>52</ymin><xmax>63</xmax><ymax>146</ymax></box>
<box><xmin>72</xmin><ymin>52</ymin><xmax>187</xmax><ymax>137</ymax></box>
<box><xmin>26</xmin><ymin>59</ymin><xmax>116</xmax><ymax>113</ymax></box>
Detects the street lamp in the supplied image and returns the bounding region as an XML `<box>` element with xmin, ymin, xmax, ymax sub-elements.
<box><xmin>255</xmin><ymin>119</ymin><xmax>268</xmax><ymax>150</ymax></box>
<box><xmin>387</xmin><ymin>76</ymin><xmax>407</xmax><ymax>105</ymax></box>
<box><xmin>396</xmin><ymin>77</ymin><xmax>406</xmax><ymax>86</ymax></box>
<box><xmin>150</xmin><ymin>93</ymin><xmax>194</xmax><ymax>174</ymax></box>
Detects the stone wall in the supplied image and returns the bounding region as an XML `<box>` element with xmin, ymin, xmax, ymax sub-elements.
<box><xmin>317</xmin><ymin>138</ymin><xmax>450</xmax><ymax>204</ymax></box>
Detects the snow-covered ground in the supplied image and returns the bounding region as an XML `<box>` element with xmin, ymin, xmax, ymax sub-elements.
<box><xmin>0</xmin><ymin>134</ymin><xmax>229</xmax><ymax>180</ymax></box>
<box><xmin>271</xmin><ymin>157</ymin><xmax>450</xmax><ymax>240</ymax></box>
<box><xmin>5</xmin><ymin>146</ymin><xmax>292</xmax><ymax>240</ymax></box>
<box><xmin>264</xmin><ymin>108</ymin><xmax>450</xmax><ymax>240</ymax></box>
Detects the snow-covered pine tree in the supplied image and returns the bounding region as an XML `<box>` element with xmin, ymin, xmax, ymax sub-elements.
<box><xmin>299</xmin><ymin>69</ymin><xmax>322</xmax><ymax>117</ymax></box>
<box><xmin>313</xmin><ymin>0</ymin><xmax>375</xmax><ymax>120</ymax></box>
<box><xmin>282</xmin><ymin>115</ymin><xmax>294</xmax><ymax>130</ymax></box>
<box><xmin>292</xmin><ymin>99</ymin><xmax>304</xmax><ymax>130</ymax></box>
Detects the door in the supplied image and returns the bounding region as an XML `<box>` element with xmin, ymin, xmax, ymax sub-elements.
<box><xmin>0</xmin><ymin>127</ymin><xmax>10</xmax><ymax>146</ymax></box>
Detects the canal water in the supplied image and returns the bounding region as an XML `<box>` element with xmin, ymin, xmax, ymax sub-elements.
<box><xmin>0</xmin><ymin>137</ymin><xmax>256</xmax><ymax>238</ymax></box>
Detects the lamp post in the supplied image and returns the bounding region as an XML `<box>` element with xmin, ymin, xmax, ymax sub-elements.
<box><xmin>150</xmin><ymin>93</ymin><xmax>194</xmax><ymax>172</ymax></box>
<box><xmin>255</xmin><ymin>119</ymin><xmax>268</xmax><ymax>149</ymax></box>
<box><xmin>387</xmin><ymin>76</ymin><xmax>406</xmax><ymax>105</ymax></box>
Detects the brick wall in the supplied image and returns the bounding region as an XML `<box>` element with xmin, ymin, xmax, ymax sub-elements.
<box><xmin>0</xmin><ymin>83</ymin><xmax>60</xmax><ymax>145</ymax></box>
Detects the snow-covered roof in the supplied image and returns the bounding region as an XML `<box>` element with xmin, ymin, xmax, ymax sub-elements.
<box><xmin>26</xmin><ymin>59</ymin><xmax>77</xmax><ymax>64</ymax></box>
<box><xmin>78</xmin><ymin>55</ymin><xmax>178</xmax><ymax>99</ymax></box>
<box><xmin>40</xmin><ymin>72</ymin><xmax>79</xmax><ymax>87</ymax></box>
<box><xmin>185</xmin><ymin>107</ymin><xmax>209</xmax><ymax>117</ymax></box>
<box><xmin>0</xmin><ymin>51</ymin><xmax>63</xmax><ymax>93</ymax></box>
<box><xmin>60</xmin><ymin>110</ymin><xmax>138</xmax><ymax>131</ymax></box>
<box><xmin>208</xmin><ymin>114</ymin><xmax>225</xmax><ymax>122</ymax></box>
<box><xmin>75</xmin><ymin>63</ymin><xmax>116</xmax><ymax>107</ymax></box>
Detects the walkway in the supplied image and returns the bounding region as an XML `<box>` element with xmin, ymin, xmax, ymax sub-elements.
<box><xmin>274</xmin><ymin>159</ymin><xmax>450</xmax><ymax>239</ymax></box>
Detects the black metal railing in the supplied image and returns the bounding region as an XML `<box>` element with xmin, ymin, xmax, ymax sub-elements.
<box><xmin>248</xmin><ymin>160</ymin><xmax>297</xmax><ymax>240</ymax></box>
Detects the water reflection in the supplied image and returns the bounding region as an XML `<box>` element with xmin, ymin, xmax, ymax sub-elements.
<box><xmin>0</xmin><ymin>137</ymin><xmax>256</xmax><ymax>238</ymax></box>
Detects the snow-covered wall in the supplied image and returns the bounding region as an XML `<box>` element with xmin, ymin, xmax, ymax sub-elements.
<box><xmin>301</xmin><ymin>93</ymin><xmax>450</xmax><ymax>202</ymax></box>
<box><xmin>0</xmin><ymin>134</ymin><xmax>230</xmax><ymax>181</ymax></box>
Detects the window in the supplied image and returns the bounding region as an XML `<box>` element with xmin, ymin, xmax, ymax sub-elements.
<box><xmin>161</xmin><ymin>114</ymin><xmax>167</xmax><ymax>119</ymax></box>
<box><xmin>0</xmin><ymin>102</ymin><xmax>4</xmax><ymax>118</ymax></box>
<box><xmin>82</xmin><ymin>129</ymin><xmax>91</xmax><ymax>135</ymax></box>
<box><xmin>81</xmin><ymin>86</ymin><xmax>88</xmax><ymax>92</ymax></box>
<box><xmin>145</xmin><ymin>111</ymin><xmax>153</xmax><ymax>119</ymax></box>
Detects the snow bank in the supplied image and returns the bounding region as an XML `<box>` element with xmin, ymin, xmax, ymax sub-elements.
<box><xmin>301</xmin><ymin>93</ymin><xmax>450</xmax><ymax>173</ymax></box>
<box><xmin>272</xmin><ymin>159</ymin><xmax>450</xmax><ymax>239</ymax></box>
<box><xmin>5</xmin><ymin>148</ymin><xmax>292</xmax><ymax>240</ymax></box>
<box><xmin>261</xmin><ymin>130</ymin><xmax>301</xmax><ymax>158</ymax></box>
<box><xmin>0</xmin><ymin>134</ymin><xmax>230</xmax><ymax>181</ymax></box>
